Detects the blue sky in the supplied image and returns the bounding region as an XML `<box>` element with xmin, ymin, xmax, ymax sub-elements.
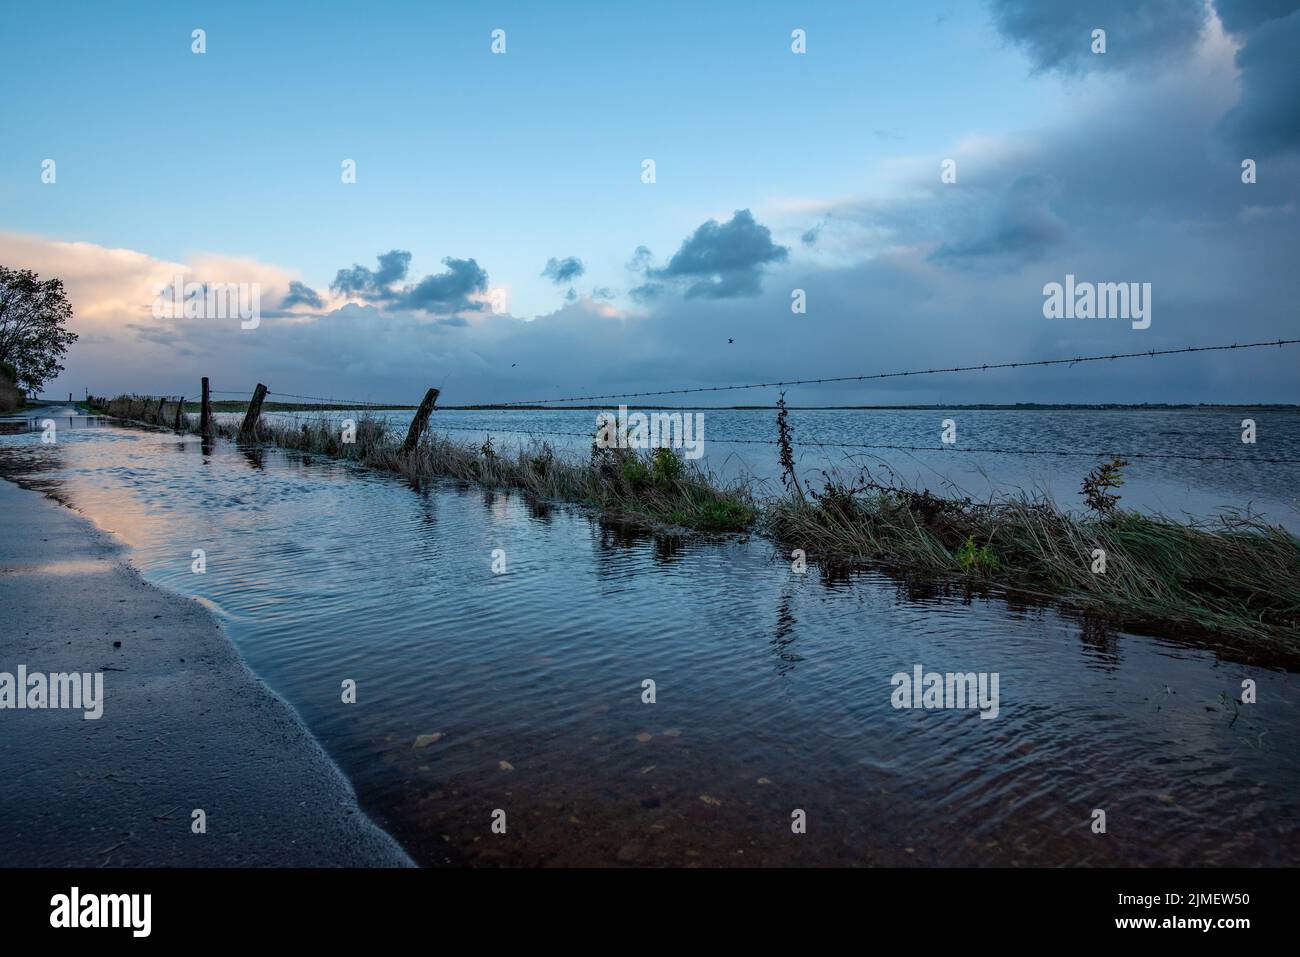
<box><xmin>4</xmin><ymin>1</ymin><xmax>1049</xmax><ymax>315</ymax></box>
<box><xmin>2</xmin><ymin>0</ymin><xmax>1297</xmax><ymax>404</ymax></box>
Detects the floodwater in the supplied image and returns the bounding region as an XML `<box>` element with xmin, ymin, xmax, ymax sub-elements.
<box><xmin>248</xmin><ymin>405</ymin><xmax>1300</xmax><ymax>529</ymax></box>
<box><xmin>3</xmin><ymin>408</ymin><xmax>1299</xmax><ymax>866</ymax></box>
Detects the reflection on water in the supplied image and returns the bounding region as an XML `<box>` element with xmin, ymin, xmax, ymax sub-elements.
<box><xmin>3</xmin><ymin>417</ymin><xmax>1299</xmax><ymax>866</ymax></box>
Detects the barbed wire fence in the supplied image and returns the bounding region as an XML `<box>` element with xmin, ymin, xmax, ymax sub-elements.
<box><xmin>98</xmin><ymin>337</ymin><xmax>1300</xmax><ymax>466</ymax></box>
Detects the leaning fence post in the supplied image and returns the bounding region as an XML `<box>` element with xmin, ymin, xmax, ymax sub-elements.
<box><xmin>401</xmin><ymin>388</ymin><xmax>440</xmax><ymax>454</ymax></box>
<box><xmin>174</xmin><ymin>396</ymin><xmax>185</xmax><ymax>431</ymax></box>
<box><xmin>200</xmin><ymin>378</ymin><xmax>212</xmax><ymax>435</ymax></box>
<box><xmin>239</xmin><ymin>383</ymin><xmax>268</xmax><ymax>440</ymax></box>
<box><xmin>155</xmin><ymin>396</ymin><xmax>165</xmax><ymax>421</ymax></box>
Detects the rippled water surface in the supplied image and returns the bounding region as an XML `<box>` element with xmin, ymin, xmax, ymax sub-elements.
<box><xmin>3</xmin><ymin>410</ymin><xmax>1299</xmax><ymax>866</ymax></box>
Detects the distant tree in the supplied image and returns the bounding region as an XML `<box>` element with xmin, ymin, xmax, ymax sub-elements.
<box><xmin>0</xmin><ymin>266</ymin><xmax>77</xmax><ymax>394</ymax></box>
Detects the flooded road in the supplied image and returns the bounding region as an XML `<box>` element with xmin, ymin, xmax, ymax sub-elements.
<box><xmin>3</xmin><ymin>412</ymin><xmax>1298</xmax><ymax>866</ymax></box>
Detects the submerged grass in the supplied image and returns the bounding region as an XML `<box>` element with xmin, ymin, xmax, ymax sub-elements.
<box><xmin>98</xmin><ymin>396</ymin><xmax>757</xmax><ymax>533</ymax></box>
<box><xmin>97</xmin><ymin>393</ymin><xmax>1300</xmax><ymax>652</ymax></box>
<box><xmin>766</xmin><ymin>471</ymin><xmax>1300</xmax><ymax>655</ymax></box>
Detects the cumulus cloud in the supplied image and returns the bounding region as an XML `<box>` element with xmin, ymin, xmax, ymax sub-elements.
<box><xmin>1217</xmin><ymin>2</ymin><xmax>1300</xmax><ymax>154</ymax></box>
<box><xmin>330</xmin><ymin>250</ymin><xmax>488</xmax><ymax>316</ymax></box>
<box><xmin>331</xmin><ymin>249</ymin><xmax>412</xmax><ymax>298</ymax></box>
<box><xmin>639</xmin><ymin>209</ymin><xmax>789</xmax><ymax>299</ymax></box>
<box><xmin>626</xmin><ymin>246</ymin><xmax>654</xmax><ymax>272</ymax></box>
<box><xmin>0</xmin><ymin>231</ymin><xmax>322</xmax><ymax>392</ymax></box>
<box><xmin>282</xmin><ymin>280</ymin><xmax>324</xmax><ymax>309</ymax></box>
<box><xmin>541</xmin><ymin>256</ymin><xmax>585</xmax><ymax>284</ymax></box>
<box><xmin>398</xmin><ymin>257</ymin><xmax>489</xmax><ymax>313</ymax></box>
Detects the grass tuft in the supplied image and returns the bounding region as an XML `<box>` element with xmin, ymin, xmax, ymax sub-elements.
<box><xmin>767</xmin><ymin>469</ymin><xmax>1300</xmax><ymax>652</ymax></box>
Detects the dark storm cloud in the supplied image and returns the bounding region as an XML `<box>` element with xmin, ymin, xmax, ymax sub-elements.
<box><xmin>281</xmin><ymin>280</ymin><xmax>324</xmax><ymax>309</ymax></box>
<box><xmin>988</xmin><ymin>0</ymin><xmax>1207</xmax><ymax>73</ymax></box>
<box><xmin>541</xmin><ymin>256</ymin><xmax>585</xmax><ymax>284</ymax></box>
<box><xmin>1214</xmin><ymin>0</ymin><xmax>1298</xmax><ymax>32</ymax></box>
<box><xmin>1218</xmin><ymin>2</ymin><xmax>1300</xmax><ymax>154</ymax></box>
<box><xmin>643</xmin><ymin>209</ymin><xmax>788</xmax><ymax>299</ymax></box>
<box><xmin>990</xmin><ymin>0</ymin><xmax>1300</xmax><ymax>155</ymax></box>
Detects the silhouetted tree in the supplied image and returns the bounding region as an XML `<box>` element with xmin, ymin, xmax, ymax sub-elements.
<box><xmin>0</xmin><ymin>266</ymin><xmax>77</xmax><ymax>394</ymax></box>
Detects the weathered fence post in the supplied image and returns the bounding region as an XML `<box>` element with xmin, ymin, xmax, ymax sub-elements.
<box><xmin>401</xmin><ymin>388</ymin><xmax>440</xmax><ymax>454</ymax></box>
<box><xmin>154</xmin><ymin>396</ymin><xmax>166</xmax><ymax>421</ymax></box>
<box><xmin>174</xmin><ymin>396</ymin><xmax>185</xmax><ymax>431</ymax></box>
<box><xmin>200</xmin><ymin>378</ymin><xmax>212</xmax><ymax>435</ymax></box>
<box><xmin>239</xmin><ymin>383</ymin><xmax>268</xmax><ymax>440</ymax></box>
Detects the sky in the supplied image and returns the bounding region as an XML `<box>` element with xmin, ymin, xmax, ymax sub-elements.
<box><xmin>1</xmin><ymin>0</ymin><xmax>1297</xmax><ymax>405</ymax></box>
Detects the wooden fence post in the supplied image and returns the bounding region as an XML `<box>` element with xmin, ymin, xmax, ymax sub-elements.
<box><xmin>200</xmin><ymin>378</ymin><xmax>212</xmax><ymax>435</ymax></box>
<box><xmin>239</xmin><ymin>383</ymin><xmax>268</xmax><ymax>440</ymax></box>
<box><xmin>401</xmin><ymin>388</ymin><xmax>440</xmax><ymax>454</ymax></box>
<box><xmin>174</xmin><ymin>397</ymin><xmax>185</xmax><ymax>431</ymax></box>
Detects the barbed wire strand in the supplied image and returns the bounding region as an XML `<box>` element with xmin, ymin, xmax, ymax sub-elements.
<box><xmin>205</xmin><ymin>338</ymin><xmax>1300</xmax><ymax>408</ymax></box>
<box><xmin>205</xmin><ymin>338</ymin><xmax>1300</xmax><ymax>410</ymax></box>
<box><xmin>493</xmin><ymin>338</ymin><xmax>1300</xmax><ymax>407</ymax></box>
